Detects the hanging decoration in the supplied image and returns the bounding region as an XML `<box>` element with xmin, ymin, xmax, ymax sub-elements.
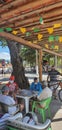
<box><xmin>33</xmin><ymin>40</ymin><xmax>37</xmax><ymax>44</ymax></box>
<box><xmin>48</xmin><ymin>36</ymin><xmax>54</xmax><ymax>42</ymax></box>
<box><xmin>55</xmin><ymin>36</ymin><xmax>59</xmax><ymax>41</ymax></box>
<box><xmin>39</xmin><ymin>17</ymin><xmax>43</xmax><ymax>24</ymax></box>
<box><xmin>45</xmin><ymin>44</ymin><xmax>49</xmax><ymax>49</ymax></box>
<box><xmin>26</xmin><ymin>32</ymin><xmax>31</xmax><ymax>36</ymax></box>
<box><xmin>20</xmin><ymin>27</ymin><xmax>26</xmax><ymax>34</ymax></box>
<box><xmin>38</xmin><ymin>34</ymin><xmax>43</xmax><ymax>41</ymax></box>
<box><xmin>54</xmin><ymin>45</ymin><xmax>59</xmax><ymax>50</ymax></box>
<box><xmin>0</xmin><ymin>28</ymin><xmax>4</xmax><ymax>32</ymax></box>
<box><xmin>33</xmin><ymin>28</ymin><xmax>40</xmax><ymax>32</ymax></box>
<box><xmin>59</xmin><ymin>36</ymin><xmax>62</xmax><ymax>42</ymax></box>
<box><xmin>53</xmin><ymin>23</ymin><xmax>61</xmax><ymax>28</ymax></box>
<box><xmin>5</xmin><ymin>27</ymin><xmax>12</xmax><ymax>32</ymax></box>
<box><xmin>12</xmin><ymin>30</ymin><xmax>18</xmax><ymax>35</ymax></box>
<box><xmin>51</xmin><ymin>45</ymin><xmax>54</xmax><ymax>49</ymax></box>
<box><xmin>47</xmin><ymin>28</ymin><xmax>53</xmax><ymax>34</ymax></box>
<box><xmin>31</xmin><ymin>27</ymin><xmax>35</xmax><ymax>30</ymax></box>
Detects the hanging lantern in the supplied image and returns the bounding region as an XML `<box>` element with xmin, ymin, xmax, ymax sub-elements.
<box><xmin>12</xmin><ymin>30</ymin><xmax>18</xmax><ymax>35</ymax></box>
<box><xmin>45</xmin><ymin>44</ymin><xmax>49</xmax><ymax>49</ymax></box>
<box><xmin>54</xmin><ymin>45</ymin><xmax>59</xmax><ymax>50</ymax></box>
<box><xmin>47</xmin><ymin>28</ymin><xmax>53</xmax><ymax>34</ymax></box>
<box><xmin>54</xmin><ymin>23</ymin><xmax>61</xmax><ymax>28</ymax></box>
<box><xmin>26</xmin><ymin>32</ymin><xmax>31</xmax><ymax>36</ymax></box>
<box><xmin>5</xmin><ymin>27</ymin><xmax>12</xmax><ymax>32</ymax></box>
<box><xmin>39</xmin><ymin>17</ymin><xmax>43</xmax><ymax>24</ymax></box>
<box><xmin>38</xmin><ymin>34</ymin><xmax>43</xmax><ymax>41</ymax></box>
<box><xmin>0</xmin><ymin>28</ymin><xmax>4</xmax><ymax>32</ymax></box>
<box><xmin>20</xmin><ymin>27</ymin><xmax>26</xmax><ymax>34</ymax></box>
<box><xmin>33</xmin><ymin>40</ymin><xmax>37</xmax><ymax>44</ymax></box>
<box><xmin>55</xmin><ymin>36</ymin><xmax>59</xmax><ymax>41</ymax></box>
<box><xmin>59</xmin><ymin>36</ymin><xmax>62</xmax><ymax>42</ymax></box>
<box><xmin>33</xmin><ymin>28</ymin><xmax>40</xmax><ymax>32</ymax></box>
<box><xmin>48</xmin><ymin>36</ymin><xmax>54</xmax><ymax>42</ymax></box>
<box><xmin>51</xmin><ymin>45</ymin><xmax>54</xmax><ymax>49</ymax></box>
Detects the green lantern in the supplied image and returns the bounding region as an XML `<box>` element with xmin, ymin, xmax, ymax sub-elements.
<box><xmin>48</xmin><ymin>36</ymin><xmax>54</xmax><ymax>42</ymax></box>
<box><xmin>5</xmin><ymin>27</ymin><xmax>12</xmax><ymax>32</ymax></box>
<box><xmin>0</xmin><ymin>28</ymin><xmax>4</xmax><ymax>32</ymax></box>
<box><xmin>39</xmin><ymin>17</ymin><xmax>43</xmax><ymax>24</ymax></box>
<box><xmin>51</xmin><ymin>45</ymin><xmax>54</xmax><ymax>49</ymax></box>
<box><xmin>33</xmin><ymin>28</ymin><xmax>40</xmax><ymax>32</ymax></box>
<box><xmin>26</xmin><ymin>32</ymin><xmax>31</xmax><ymax>36</ymax></box>
<box><xmin>55</xmin><ymin>36</ymin><xmax>59</xmax><ymax>41</ymax></box>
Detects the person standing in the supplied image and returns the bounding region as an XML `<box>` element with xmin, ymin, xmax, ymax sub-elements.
<box><xmin>47</xmin><ymin>65</ymin><xmax>62</xmax><ymax>91</ymax></box>
<box><xmin>47</xmin><ymin>65</ymin><xmax>62</xmax><ymax>82</ymax></box>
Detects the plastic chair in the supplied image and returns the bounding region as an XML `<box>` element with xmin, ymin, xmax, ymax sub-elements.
<box><xmin>6</xmin><ymin>126</ymin><xmax>18</xmax><ymax>130</ymax></box>
<box><xmin>0</xmin><ymin>102</ymin><xmax>19</xmax><ymax>115</ymax></box>
<box><xmin>32</xmin><ymin>97</ymin><xmax>52</xmax><ymax>123</ymax></box>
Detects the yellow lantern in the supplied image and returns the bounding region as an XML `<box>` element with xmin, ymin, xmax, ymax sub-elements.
<box><xmin>20</xmin><ymin>27</ymin><xmax>26</xmax><ymax>34</ymax></box>
<box><xmin>38</xmin><ymin>34</ymin><xmax>43</xmax><ymax>41</ymax></box>
<box><xmin>54</xmin><ymin>24</ymin><xmax>61</xmax><ymax>28</ymax></box>
<box><xmin>47</xmin><ymin>28</ymin><xmax>53</xmax><ymax>34</ymax></box>
<box><xmin>54</xmin><ymin>45</ymin><xmax>59</xmax><ymax>50</ymax></box>
<box><xmin>12</xmin><ymin>30</ymin><xmax>18</xmax><ymax>35</ymax></box>
<box><xmin>33</xmin><ymin>40</ymin><xmax>37</xmax><ymax>44</ymax></box>
<box><xmin>59</xmin><ymin>36</ymin><xmax>62</xmax><ymax>42</ymax></box>
<box><xmin>45</xmin><ymin>44</ymin><xmax>49</xmax><ymax>49</ymax></box>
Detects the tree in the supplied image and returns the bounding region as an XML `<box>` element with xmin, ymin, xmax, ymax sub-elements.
<box><xmin>0</xmin><ymin>38</ymin><xmax>29</xmax><ymax>89</ymax></box>
<box><xmin>21</xmin><ymin>46</ymin><xmax>36</xmax><ymax>67</ymax></box>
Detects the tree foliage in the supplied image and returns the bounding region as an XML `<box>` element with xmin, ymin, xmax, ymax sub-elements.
<box><xmin>20</xmin><ymin>46</ymin><xmax>36</xmax><ymax>66</ymax></box>
<box><xmin>0</xmin><ymin>37</ymin><xmax>7</xmax><ymax>47</ymax></box>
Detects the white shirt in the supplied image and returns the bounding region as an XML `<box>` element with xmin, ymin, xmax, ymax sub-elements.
<box><xmin>0</xmin><ymin>94</ymin><xmax>16</xmax><ymax>115</ymax></box>
<box><xmin>37</xmin><ymin>87</ymin><xmax>52</xmax><ymax>100</ymax></box>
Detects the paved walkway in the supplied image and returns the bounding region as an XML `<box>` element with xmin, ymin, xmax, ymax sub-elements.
<box><xmin>51</xmin><ymin>99</ymin><xmax>62</xmax><ymax>130</ymax></box>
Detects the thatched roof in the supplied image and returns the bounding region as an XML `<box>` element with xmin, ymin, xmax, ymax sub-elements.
<box><xmin>0</xmin><ymin>0</ymin><xmax>62</xmax><ymax>55</ymax></box>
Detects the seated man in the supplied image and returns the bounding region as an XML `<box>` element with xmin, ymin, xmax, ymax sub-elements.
<box><xmin>30</xmin><ymin>77</ymin><xmax>43</xmax><ymax>95</ymax></box>
<box><xmin>0</xmin><ymin>86</ymin><xmax>17</xmax><ymax>115</ymax></box>
<box><xmin>37</xmin><ymin>81</ymin><xmax>52</xmax><ymax>101</ymax></box>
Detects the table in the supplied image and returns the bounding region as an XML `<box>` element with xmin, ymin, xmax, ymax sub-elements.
<box><xmin>16</xmin><ymin>89</ymin><xmax>37</xmax><ymax>113</ymax></box>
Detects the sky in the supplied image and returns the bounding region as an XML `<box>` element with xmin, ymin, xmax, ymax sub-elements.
<box><xmin>0</xmin><ymin>46</ymin><xmax>10</xmax><ymax>60</ymax></box>
<box><xmin>0</xmin><ymin>46</ymin><xmax>10</xmax><ymax>53</ymax></box>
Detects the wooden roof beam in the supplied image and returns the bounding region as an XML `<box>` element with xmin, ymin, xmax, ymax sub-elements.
<box><xmin>0</xmin><ymin>1</ymin><xmax>62</xmax><ymax>24</ymax></box>
<box><xmin>43</xmin><ymin>48</ymin><xmax>62</xmax><ymax>57</ymax></box>
<box><xmin>1</xmin><ymin>0</ymin><xmax>61</xmax><ymax>20</ymax></box>
<box><xmin>0</xmin><ymin>0</ymin><xmax>26</xmax><ymax>13</ymax></box>
<box><xmin>0</xmin><ymin>32</ymin><xmax>41</xmax><ymax>50</ymax></box>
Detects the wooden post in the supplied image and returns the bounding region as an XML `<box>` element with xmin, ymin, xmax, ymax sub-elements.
<box><xmin>38</xmin><ymin>49</ymin><xmax>42</xmax><ymax>82</ymax></box>
<box><xmin>55</xmin><ymin>55</ymin><xmax>57</xmax><ymax>68</ymax></box>
<box><xmin>36</xmin><ymin>50</ymin><xmax>38</xmax><ymax>75</ymax></box>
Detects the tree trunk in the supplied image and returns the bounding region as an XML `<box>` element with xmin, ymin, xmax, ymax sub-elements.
<box><xmin>7</xmin><ymin>40</ymin><xmax>29</xmax><ymax>89</ymax></box>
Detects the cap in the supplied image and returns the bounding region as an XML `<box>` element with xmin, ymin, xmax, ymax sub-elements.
<box><xmin>9</xmin><ymin>75</ymin><xmax>15</xmax><ymax>80</ymax></box>
<box><xmin>1</xmin><ymin>86</ymin><xmax>9</xmax><ymax>92</ymax></box>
